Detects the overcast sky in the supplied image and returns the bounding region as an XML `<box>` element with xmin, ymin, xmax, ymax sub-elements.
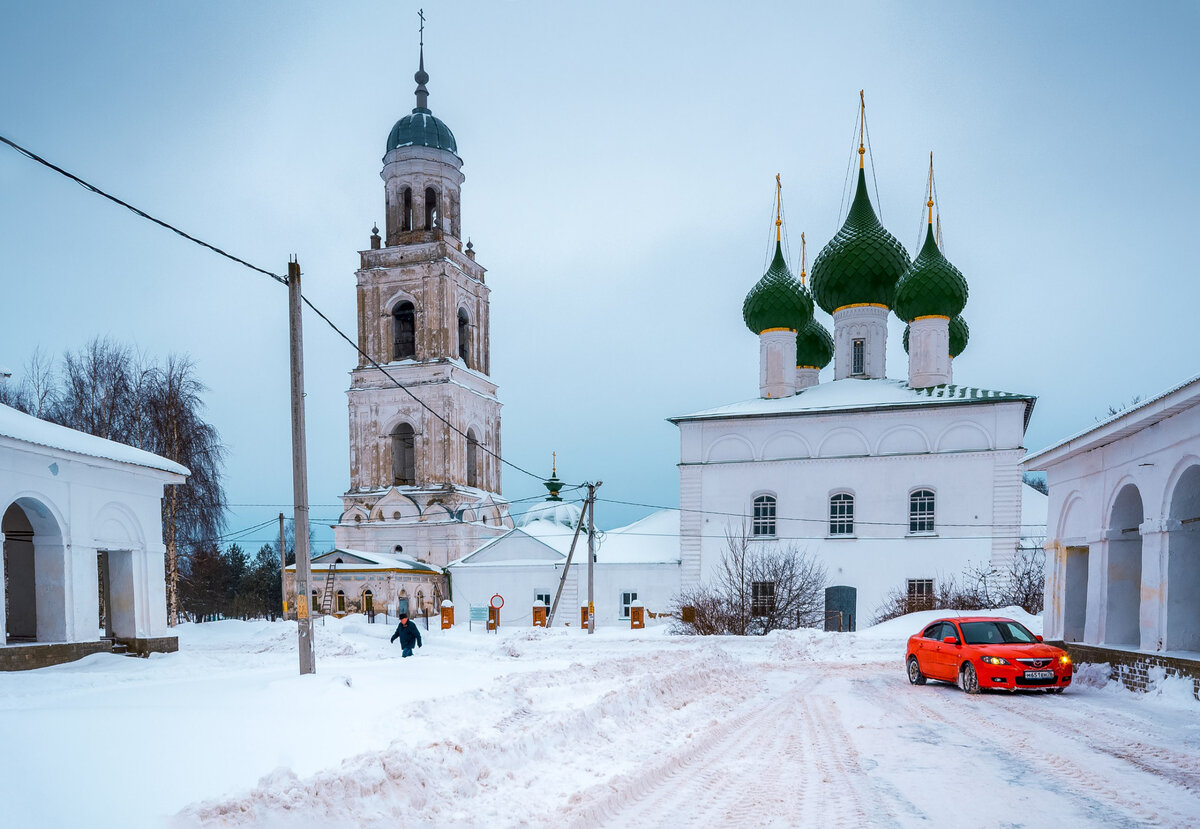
<box><xmin>2</xmin><ymin>1</ymin><xmax>1198</xmax><ymax>546</ymax></box>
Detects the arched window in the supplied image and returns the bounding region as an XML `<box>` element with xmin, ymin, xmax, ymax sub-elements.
<box><xmin>424</xmin><ymin>186</ymin><xmax>439</xmax><ymax>230</ymax></box>
<box><xmin>310</xmin><ymin>590</ymin><xmax>319</xmax><ymax>611</ymax></box>
<box><xmin>466</xmin><ymin>428</ymin><xmax>479</xmax><ymax>488</ymax></box>
<box><xmin>363</xmin><ymin>589</ymin><xmax>374</xmax><ymax>613</ymax></box>
<box><xmin>335</xmin><ymin>590</ymin><xmax>346</xmax><ymax>613</ymax></box>
<box><xmin>909</xmin><ymin>489</ymin><xmax>936</xmax><ymax>533</ymax></box>
<box><xmin>752</xmin><ymin>495</ymin><xmax>776</xmax><ymax>537</ymax></box>
<box><xmin>392</xmin><ymin>301</ymin><xmax>416</xmax><ymax>360</ymax></box>
<box><xmin>392</xmin><ymin>422</ymin><xmax>416</xmax><ymax>485</ymax></box>
<box><xmin>829</xmin><ymin>493</ymin><xmax>854</xmax><ymax>535</ymax></box>
<box><xmin>402</xmin><ymin>187</ymin><xmax>413</xmax><ymax>232</ymax></box>
<box><xmin>457</xmin><ymin>307</ymin><xmax>471</xmax><ymax>366</ymax></box>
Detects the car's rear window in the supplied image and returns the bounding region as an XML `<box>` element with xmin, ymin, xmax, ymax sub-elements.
<box><xmin>959</xmin><ymin>620</ymin><xmax>1038</xmax><ymax>645</ymax></box>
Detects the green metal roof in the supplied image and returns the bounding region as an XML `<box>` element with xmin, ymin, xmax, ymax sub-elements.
<box><xmin>387</xmin><ymin>108</ymin><xmax>458</xmax><ymax>155</ymax></box>
<box><xmin>795</xmin><ymin>317</ymin><xmax>834</xmax><ymax>369</ymax></box>
<box><xmin>743</xmin><ymin>241</ymin><xmax>814</xmax><ymax>334</ymax></box>
<box><xmin>894</xmin><ymin>224</ymin><xmax>968</xmax><ymax>322</ymax></box>
<box><xmin>810</xmin><ymin>167</ymin><xmax>909</xmax><ymax>313</ymax></box>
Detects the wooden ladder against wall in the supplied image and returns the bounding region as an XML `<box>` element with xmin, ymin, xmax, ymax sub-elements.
<box><xmin>320</xmin><ymin>564</ymin><xmax>336</xmax><ymax>616</ymax></box>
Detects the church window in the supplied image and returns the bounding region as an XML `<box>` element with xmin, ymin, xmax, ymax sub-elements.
<box><xmin>466</xmin><ymin>428</ymin><xmax>479</xmax><ymax>487</ymax></box>
<box><xmin>335</xmin><ymin>590</ymin><xmax>346</xmax><ymax>613</ymax></box>
<box><xmin>402</xmin><ymin>187</ymin><xmax>413</xmax><ymax>232</ymax></box>
<box><xmin>620</xmin><ymin>590</ymin><xmax>638</xmax><ymax>619</ymax></box>
<box><xmin>829</xmin><ymin>493</ymin><xmax>854</xmax><ymax>535</ymax></box>
<box><xmin>752</xmin><ymin>495</ymin><xmax>776</xmax><ymax>537</ymax></box>
<box><xmin>311</xmin><ymin>590</ymin><xmax>318</xmax><ymax>611</ymax></box>
<box><xmin>751</xmin><ymin>581</ymin><xmax>775</xmax><ymax>616</ymax></box>
<box><xmin>392</xmin><ymin>422</ymin><xmax>416</xmax><ymax>485</ymax></box>
<box><xmin>363</xmin><ymin>589</ymin><xmax>374</xmax><ymax>613</ymax></box>
<box><xmin>392</xmin><ymin>301</ymin><xmax>416</xmax><ymax>360</ymax></box>
<box><xmin>852</xmin><ymin>339</ymin><xmax>865</xmax><ymax>375</ymax></box>
<box><xmin>424</xmin><ymin>186</ymin><xmax>439</xmax><ymax>230</ymax></box>
<box><xmin>909</xmin><ymin>489</ymin><xmax>936</xmax><ymax>533</ymax></box>
<box><xmin>458</xmin><ymin>307</ymin><xmax>472</xmax><ymax>366</ymax></box>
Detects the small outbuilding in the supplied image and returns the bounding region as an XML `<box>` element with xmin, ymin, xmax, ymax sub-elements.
<box><xmin>1</xmin><ymin>402</ymin><xmax>187</xmax><ymax>670</ymax></box>
<box><xmin>285</xmin><ymin>548</ymin><xmax>446</xmax><ymax>621</ymax></box>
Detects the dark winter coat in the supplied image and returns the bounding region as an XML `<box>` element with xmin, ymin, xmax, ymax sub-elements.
<box><xmin>391</xmin><ymin>619</ymin><xmax>422</xmax><ymax>649</ymax></box>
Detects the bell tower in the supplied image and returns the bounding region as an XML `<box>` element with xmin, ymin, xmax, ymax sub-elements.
<box><xmin>334</xmin><ymin>22</ymin><xmax>511</xmax><ymax>566</ymax></box>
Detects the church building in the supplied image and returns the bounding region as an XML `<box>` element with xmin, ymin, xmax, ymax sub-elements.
<box><xmin>671</xmin><ymin>128</ymin><xmax>1042</xmax><ymax>627</ymax></box>
<box><xmin>331</xmin><ymin>38</ymin><xmax>513</xmax><ymax>569</ymax></box>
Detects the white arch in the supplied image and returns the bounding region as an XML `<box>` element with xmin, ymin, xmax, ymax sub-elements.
<box><xmin>383</xmin><ymin>289</ymin><xmax>419</xmax><ymax>316</ymax></box>
<box><xmin>1103</xmin><ymin>476</ymin><xmax>1145</xmax><ymax>531</ymax></box>
<box><xmin>4</xmin><ymin>490</ymin><xmax>68</xmax><ymax>543</ymax></box>
<box><xmin>875</xmin><ymin>425</ymin><xmax>931</xmax><ymax>456</ymax></box>
<box><xmin>92</xmin><ymin>501</ymin><xmax>146</xmax><ymax>550</ymax></box>
<box><xmin>1057</xmin><ymin>491</ymin><xmax>1089</xmax><ymax>542</ymax></box>
<box><xmin>1162</xmin><ymin>454</ymin><xmax>1200</xmax><ymax>520</ymax></box>
<box><xmin>705</xmin><ymin>434</ymin><xmax>756</xmax><ymax>463</ymax></box>
<box><xmin>817</xmin><ymin>428</ymin><xmax>871</xmax><ymax>458</ymax></box>
<box><xmin>761</xmin><ymin>431</ymin><xmax>812</xmax><ymax>460</ymax></box>
<box><xmin>935</xmin><ymin>420</ymin><xmax>993</xmax><ymax>452</ymax></box>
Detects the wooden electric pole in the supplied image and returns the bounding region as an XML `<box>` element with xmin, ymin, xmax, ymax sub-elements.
<box><xmin>546</xmin><ymin>496</ymin><xmax>589</xmax><ymax>628</ymax></box>
<box><xmin>587</xmin><ymin>481</ymin><xmax>602</xmax><ymax>634</ymax></box>
<box><xmin>287</xmin><ymin>257</ymin><xmax>315</xmax><ymax>675</ymax></box>
<box><xmin>278</xmin><ymin>512</ymin><xmax>287</xmax><ymax>617</ymax></box>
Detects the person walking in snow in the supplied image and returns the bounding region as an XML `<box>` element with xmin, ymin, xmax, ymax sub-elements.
<box><xmin>390</xmin><ymin>612</ymin><xmax>422</xmax><ymax>657</ymax></box>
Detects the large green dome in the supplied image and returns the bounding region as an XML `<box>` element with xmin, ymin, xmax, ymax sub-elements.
<box><xmin>810</xmin><ymin>167</ymin><xmax>909</xmax><ymax>313</ymax></box>
<box><xmin>743</xmin><ymin>242</ymin><xmax>814</xmax><ymax>334</ymax></box>
<box><xmin>894</xmin><ymin>223</ymin><xmax>968</xmax><ymax>322</ymax></box>
<box><xmin>387</xmin><ymin>109</ymin><xmax>457</xmax><ymax>155</ymax></box>
<box><xmin>795</xmin><ymin>318</ymin><xmax>834</xmax><ymax>369</ymax></box>
<box><xmin>902</xmin><ymin>314</ymin><xmax>970</xmax><ymax>357</ymax></box>
<box><xmin>950</xmin><ymin>315</ymin><xmax>969</xmax><ymax>357</ymax></box>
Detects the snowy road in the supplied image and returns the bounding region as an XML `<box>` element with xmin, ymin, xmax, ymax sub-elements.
<box><xmin>3</xmin><ymin>613</ymin><xmax>1198</xmax><ymax>827</ymax></box>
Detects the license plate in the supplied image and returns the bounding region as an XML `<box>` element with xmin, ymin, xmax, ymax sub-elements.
<box><xmin>1024</xmin><ymin>670</ymin><xmax>1054</xmax><ymax>680</ymax></box>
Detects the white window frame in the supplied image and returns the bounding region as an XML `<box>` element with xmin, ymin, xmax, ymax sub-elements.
<box><xmin>752</xmin><ymin>494</ymin><xmax>777</xmax><ymax>537</ymax></box>
<box><xmin>829</xmin><ymin>492</ymin><xmax>855</xmax><ymax>536</ymax></box>
<box><xmin>620</xmin><ymin>590</ymin><xmax>638</xmax><ymax>619</ymax></box>
<box><xmin>534</xmin><ymin>591</ymin><xmax>552</xmax><ymax>608</ymax></box>
<box><xmin>751</xmin><ymin>580</ymin><xmax>775</xmax><ymax>617</ymax></box>
<box><xmin>852</xmin><ymin>338</ymin><xmax>865</xmax><ymax>375</ymax></box>
<box><xmin>909</xmin><ymin>488</ymin><xmax>936</xmax><ymax>534</ymax></box>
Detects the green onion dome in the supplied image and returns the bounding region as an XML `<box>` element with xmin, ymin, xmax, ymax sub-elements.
<box><xmin>902</xmin><ymin>314</ymin><xmax>970</xmax><ymax>357</ymax></box>
<box><xmin>950</xmin><ymin>315</ymin><xmax>969</xmax><ymax>358</ymax></box>
<box><xmin>810</xmin><ymin>167</ymin><xmax>909</xmax><ymax>313</ymax></box>
<box><xmin>795</xmin><ymin>317</ymin><xmax>834</xmax><ymax>369</ymax></box>
<box><xmin>893</xmin><ymin>223</ymin><xmax>968</xmax><ymax>322</ymax></box>
<box><xmin>386</xmin><ymin>47</ymin><xmax>458</xmax><ymax>156</ymax></box>
<box><xmin>743</xmin><ymin>241</ymin><xmax>814</xmax><ymax>334</ymax></box>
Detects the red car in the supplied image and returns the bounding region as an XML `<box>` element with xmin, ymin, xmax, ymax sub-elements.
<box><xmin>905</xmin><ymin>616</ymin><xmax>1073</xmax><ymax>693</ymax></box>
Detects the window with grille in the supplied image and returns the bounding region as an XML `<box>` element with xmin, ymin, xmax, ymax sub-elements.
<box><xmin>621</xmin><ymin>590</ymin><xmax>638</xmax><ymax>619</ymax></box>
<box><xmin>909</xmin><ymin>489</ymin><xmax>935</xmax><ymax>533</ymax></box>
<box><xmin>751</xmin><ymin>581</ymin><xmax>775</xmax><ymax>616</ymax></box>
<box><xmin>829</xmin><ymin>493</ymin><xmax>854</xmax><ymax>535</ymax></box>
<box><xmin>907</xmin><ymin>579</ymin><xmax>935</xmax><ymax>611</ymax></box>
<box><xmin>852</xmin><ymin>339</ymin><xmax>865</xmax><ymax>375</ymax></box>
<box><xmin>752</xmin><ymin>494</ymin><xmax>777</xmax><ymax>537</ymax></box>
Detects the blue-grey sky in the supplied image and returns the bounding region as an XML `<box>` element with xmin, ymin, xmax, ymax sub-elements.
<box><xmin>2</xmin><ymin>1</ymin><xmax>1198</xmax><ymax>546</ymax></box>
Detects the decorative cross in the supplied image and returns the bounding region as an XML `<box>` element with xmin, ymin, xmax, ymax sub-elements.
<box><xmin>418</xmin><ymin>8</ymin><xmax>425</xmax><ymax>46</ymax></box>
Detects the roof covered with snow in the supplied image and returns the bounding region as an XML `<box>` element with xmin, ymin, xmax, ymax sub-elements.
<box><xmin>0</xmin><ymin>402</ymin><xmax>189</xmax><ymax>476</ymax></box>
<box><xmin>517</xmin><ymin>499</ymin><xmax>583</xmax><ymax>530</ymax></box>
<box><xmin>598</xmin><ymin>509</ymin><xmax>681</xmax><ymax>563</ymax></box>
<box><xmin>291</xmin><ymin>549</ymin><xmax>443</xmax><ymax>573</ymax></box>
<box><xmin>671</xmin><ymin>378</ymin><xmax>1035</xmax><ymax>427</ymax></box>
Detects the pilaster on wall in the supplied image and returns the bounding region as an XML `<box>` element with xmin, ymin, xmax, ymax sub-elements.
<box><xmin>680</xmin><ymin>467</ymin><xmax>703</xmax><ymax>589</ymax></box>
<box><xmin>832</xmin><ymin>305</ymin><xmax>889</xmax><ymax>380</ymax></box>
<box><xmin>989</xmin><ymin>451</ymin><xmax>1023</xmax><ymax>572</ymax></box>
<box><xmin>1138</xmin><ymin>523</ymin><xmax>1168</xmax><ymax>652</ymax></box>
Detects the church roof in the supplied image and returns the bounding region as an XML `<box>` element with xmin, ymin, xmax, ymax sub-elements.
<box><xmin>894</xmin><ymin>223</ymin><xmax>968</xmax><ymax>322</ymax></box>
<box><xmin>742</xmin><ymin>242</ymin><xmax>813</xmax><ymax>334</ymax></box>
<box><xmin>670</xmin><ymin>378</ymin><xmax>1035</xmax><ymax>427</ymax></box>
<box><xmin>295</xmin><ymin>549</ymin><xmax>443</xmax><ymax>573</ymax></box>
<box><xmin>795</xmin><ymin>317</ymin><xmax>834</xmax><ymax>369</ymax></box>
<box><xmin>0</xmin><ymin>402</ymin><xmax>189</xmax><ymax>476</ymax></box>
<box><xmin>385</xmin><ymin>42</ymin><xmax>458</xmax><ymax>156</ymax></box>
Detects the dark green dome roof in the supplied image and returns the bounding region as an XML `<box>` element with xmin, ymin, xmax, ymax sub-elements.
<box><xmin>810</xmin><ymin>168</ymin><xmax>909</xmax><ymax>313</ymax></box>
<box><xmin>387</xmin><ymin>108</ymin><xmax>458</xmax><ymax>155</ymax></box>
<box><xmin>743</xmin><ymin>242</ymin><xmax>814</xmax><ymax>334</ymax></box>
<box><xmin>795</xmin><ymin>318</ymin><xmax>834</xmax><ymax>369</ymax></box>
<box><xmin>950</xmin><ymin>314</ymin><xmax>969</xmax><ymax>357</ymax></box>
<box><xmin>893</xmin><ymin>224</ymin><xmax>968</xmax><ymax>322</ymax></box>
<box><xmin>902</xmin><ymin>314</ymin><xmax>970</xmax><ymax>357</ymax></box>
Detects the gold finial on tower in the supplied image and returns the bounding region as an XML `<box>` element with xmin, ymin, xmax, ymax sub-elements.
<box><xmin>775</xmin><ymin>173</ymin><xmax>783</xmax><ymax>242</ymax></box>
<box><xmin>927</xmin><ymin>151</ymin><xmax>935</xmax><ymax>225</ymax></box>
<box><xmin>858</xmin><ymin>90</ymin><xmax>866</xmax><ymax>169</ymax></box>
<box><xmin>800</xmin><ymin>232</ymin><xmax>807</xmax><ymax>285</ymax></box>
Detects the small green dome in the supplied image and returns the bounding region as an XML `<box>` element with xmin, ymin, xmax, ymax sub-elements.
<box><xmin>743</xmin><ymin>242</ymin><xmax>814</xmax><ymax>334</ymax></box>
<box><xmin>950</xmin><ymin>315</ymin><xmax>969</xmax><ymax>357</ymax></box>
<box><xmin>902</xmin><ymin>314</ymin><xmax>970</xmax><ymax>357</ymax></box>
<box><xmin>894</xmin><ymin>224</ymin><xmax>968</xmax><ymax>322</ymax></box>
<box><xmin>387</xmin><ymin>109</ymin><xmax>457</xmax><ymax>155</ymax></box>
<box><xmin>810</xmin><ymin>167</ymin><xmax>909</xmax><ymax>313</ymax></box>
<box><xmin>795</xmin><ymin>318</ymin><xmax>834</xmax><ymax>369</ymax></box>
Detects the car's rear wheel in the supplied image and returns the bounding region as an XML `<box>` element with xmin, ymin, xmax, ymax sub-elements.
<box><xmin>906</xmin><ymin>656</ymin><xmax>926</xmax><ymax>686</ymax></box>
<box><xmin>960</xmin><ymin>662</ymin><xmax>981</xmax><ymax>694</ymax></box>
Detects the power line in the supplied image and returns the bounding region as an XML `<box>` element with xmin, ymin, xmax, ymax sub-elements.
<box><xmin>0</xmin><ymin>132</ymin><xmax>567</xmax><ymax>488</ymax></box>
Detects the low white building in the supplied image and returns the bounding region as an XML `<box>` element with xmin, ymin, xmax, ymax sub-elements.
<box><xmin>1024</xmin><ymin>374</ymin><xmax>1200</xmax><ymax>675</ymax></box>
<box><xmin>1</xmin><ymin>402</ymin><xmax>187</xmax><ymax>669</ymax></box>
<box><xmin>284</xmin><ymin>548</ymin><xmax>445</xmax><ymax>620</ymax></box>
<box><xmin>445</xmin><ymin>500</ymin><xmax>680</xmax><ymax>626</ymax></box>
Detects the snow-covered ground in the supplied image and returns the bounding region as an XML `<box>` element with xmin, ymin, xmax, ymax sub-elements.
<box><xmin>2</xmin><ymin>611</ymin><xmax>1197</xmax><ymax>828</ymax></box>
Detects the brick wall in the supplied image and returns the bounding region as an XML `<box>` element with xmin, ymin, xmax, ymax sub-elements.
<box><xmin>1051</xmin><ymin>641</ymin><xmax>1200</xmax><ymax>700</ymax></box>
<box><xmin>0</xmin><ymin>641</ymin><xmax>109</xmax><ymax>671</ymax></box>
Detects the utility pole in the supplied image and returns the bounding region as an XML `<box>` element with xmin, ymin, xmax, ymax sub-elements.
<box><xmin>287</xmin><ymin>257</ymin><xmax>315</xmax><ymax>675</ymax></box>
<box><xmin>546</xmin><ymin>498</ymin><xmax>588</xmax><ymax>628</ymax></box>
<box><xmin>278</xmin><ymin>512</ymin><xmax>287</xmax><ymax>617</ymax></box>
<box><xmin>587</xmin><ymin>481</ymin><xmax>602</xmax><ymax>634</ymax></box>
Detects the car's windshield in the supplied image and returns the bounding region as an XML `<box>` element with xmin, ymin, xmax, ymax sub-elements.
<box><xmin>959</xmin><ymin>620</ymin><xmax>1038</xmax><ymax>645</ymax></box>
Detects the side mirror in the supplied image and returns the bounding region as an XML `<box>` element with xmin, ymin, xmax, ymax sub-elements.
<box><xmin>1036</xmin><ymin>635</ymin><xmax>1044</xmax><ymax>642</ymax></box>
<box><xmin>942</xmin><ymin>636</ymin><xmax>959</xmax><ymax>645</ymax></box>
